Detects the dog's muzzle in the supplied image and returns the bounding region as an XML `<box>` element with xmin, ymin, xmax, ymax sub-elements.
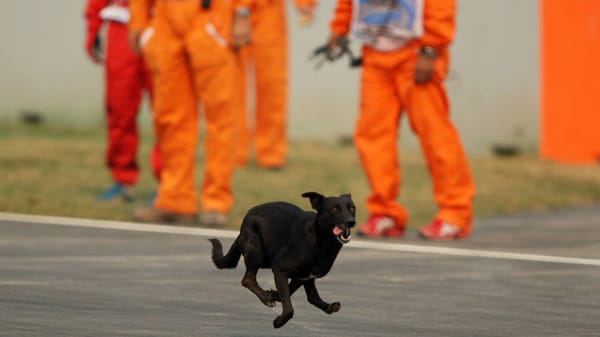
<box><xmin>333</xmin><ymin>225</ymin><xmax>352</xmax><ymax>244</ymax></box>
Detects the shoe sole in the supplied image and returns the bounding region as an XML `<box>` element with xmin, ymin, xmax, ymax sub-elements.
<box><xmin>358</xmin><ymin>230</ymin><xmax>404</xmax><ymax>238</ymax></box>
<box><xmin>418</xmin><ymin>231</ymin><xmax>469</xmax><ymax>240</ymax></box>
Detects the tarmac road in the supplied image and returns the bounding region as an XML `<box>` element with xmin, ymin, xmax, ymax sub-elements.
<box><xmin>1</xmin><ymin>206</ymin><xmax>599</xmax><ymax>337</ymax></box>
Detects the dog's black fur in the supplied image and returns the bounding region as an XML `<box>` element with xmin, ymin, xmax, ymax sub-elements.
<box><xmin>209</xmin><ymin>192</ymin><xmax>356</xmax><ymax>328</ymax></box>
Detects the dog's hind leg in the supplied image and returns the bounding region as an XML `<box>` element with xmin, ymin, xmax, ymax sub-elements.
<box><xmin>273</xmin><ymin>271</ymin><xmax>294</xmax><ymax>328</ymax></box>
<box><xmin>241</xmin><ymin>269</ymin><xmax>276</xmax><ymax>307</ymax></box>
<box><xmin>303</xmin><ymin>279</ymin><xmax>340</xmax><ymax>314</ymax></box>
<box><xmin>240</xmin><ymin>232</ymin><xmax>276</xmax><ymax>307</ymax></box>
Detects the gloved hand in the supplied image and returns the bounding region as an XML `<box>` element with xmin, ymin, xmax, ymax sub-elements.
<box><xmin>310</xmin><ymin>35</ymin><xmax>362</xmax><ymax>69</ymax></box>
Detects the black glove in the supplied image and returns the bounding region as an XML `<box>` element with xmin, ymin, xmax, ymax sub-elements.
<box><xmin>309</xmin><ymin>36</ymin><xmax>362</xmax><ymax>69</ymax></box>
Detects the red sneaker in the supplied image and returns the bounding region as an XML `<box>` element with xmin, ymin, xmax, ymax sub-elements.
<box><xmin>358</xmin><ymin>215</ymin><xmax>405</xmax><ymax>238</ymax></box>
<box><xmin>419</xmin><ymin>219</ymin><xmax>469</xmax><ymax>240</ymax></box>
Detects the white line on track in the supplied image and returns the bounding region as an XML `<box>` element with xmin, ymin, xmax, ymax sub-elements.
<box><xmin>2</xmin><ymin>212</ymin><xmax>600</xmax><ymax>267</ymax></box>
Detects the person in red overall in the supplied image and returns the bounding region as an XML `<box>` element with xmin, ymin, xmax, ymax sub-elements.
<box><xmin>85</xmin><ymin>0</ymin><xmax>161</xmax><ymax>202</ymax></box>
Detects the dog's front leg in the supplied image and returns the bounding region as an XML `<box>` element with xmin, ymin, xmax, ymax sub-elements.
<box><xmin>270</xmin><ymin>278</ymin><xmax>303</xmax><ymax>302</ymax></box>
<box><xmin>304</xmin><ymin>279</ymin><xmax>341</xmax><ymax>314</ymax></box>
<box><xmin>272</xmin><ymin>271</ymin><xmax>293</xmax><ymax>328</ymax></box>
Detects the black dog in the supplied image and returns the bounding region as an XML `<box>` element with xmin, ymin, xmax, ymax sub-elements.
<box><xmin>209</xmin><ymin>192</ymin><xmax>355</xmax><ymax>328</ymax></box>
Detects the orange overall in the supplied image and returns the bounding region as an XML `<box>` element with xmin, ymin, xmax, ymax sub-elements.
<box><xmin>235</xmin><ymin>0</ymin><xmax>315</xmax><ymax>168</ymax></box>
<box><xmin>331</xmin><ymin>0</ymin><xmax>475</xmax><ymax>233</ymax></box>
<box><xmin>130</xmin><ymin>0</ymin><xmax>252</xmax><ymax>215</ymax></box>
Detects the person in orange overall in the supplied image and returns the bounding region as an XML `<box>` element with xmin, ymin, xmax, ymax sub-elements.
<box><xmin>234</xmin><ymin>0</ymin><xmax>316</xmax><ymax>169</ymax></box>
<box><xmin>327</xmin><ymin>0</ymin><xmax>476</xmax><ymax>240</ymax></box>
<box><xmin>129</xmin><ymin>0</ymin><xmax>257</xmax><ymax>226</ymax></box>
<box><xmin>85</xmin><ymin>0</ymin><xmax>161</xmax><ymax>202</ymax></box>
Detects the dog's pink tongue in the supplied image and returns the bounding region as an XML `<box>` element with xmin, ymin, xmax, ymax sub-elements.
<box><xmin>333</xmin><ymin>226</ymin><xmax>344</xmax><ymax>236</ymax></box>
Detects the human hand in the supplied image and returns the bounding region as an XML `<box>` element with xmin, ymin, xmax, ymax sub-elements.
<box><xmin>326</xmin><ymin>33</ymin><xmax>346</xmax><ymax>60</ymax></box>
<box><xmin>128</xmin><ymin>29</ymin><xmax>142</xmax><ymax>54</ymax></box>
<box><xmin>414</xmin><ymin>54</ymin><xmax>435</xmax><ymax>84</ymax></box>
<box><xmin>232</xmin><ymin>12</ymin><xmax>252</xmax><ymax>50</ymax></box>
<box><xmin>297</xmin><ymin>5</ymin><xmax>315</xmax><ymax>26</ymax></box>
<box><xmin>327</xmin><ymin>34</ymin><xmax>342</xmax><ymax>49</ymax></box>
<box><xmin>86</xmin><ymin>35</ymin><xmax>103</xmax><ymax>64</ymax></box>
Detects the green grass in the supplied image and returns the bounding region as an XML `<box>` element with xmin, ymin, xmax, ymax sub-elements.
<box><xmin>2</xmin><ymin>122</ymin><xmax>600</xmax><ymax>229</ymax></box>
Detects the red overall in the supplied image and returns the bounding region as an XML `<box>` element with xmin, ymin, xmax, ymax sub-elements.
<box><xmin>85</xmin><ymin>0</ymin><xmax>161</xmax><ymax>185</ymax></box>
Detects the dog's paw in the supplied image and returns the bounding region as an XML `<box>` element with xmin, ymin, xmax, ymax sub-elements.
<box><xmin>260</xmin><ymin>297</ymin><xmax>276</xmax><ymax>307</ymax></box>
<box><xmin>260</xmin><ymin>291</ymin><xmax>277</xmax><ymax>307</ymax></box>
<box><xmin>273</xmin><ymin>312</ymin><xmax>293</xmax><ymax>329</ymax></box>
<box><xmin>326</xmin><ymin>302</ymin><xmax>341</xmax><ymax>314</ymax></box>
<box><xmin>267</xmin><ymin>289</ymin><xmax>281</xmax><ymax>302</ymax></box>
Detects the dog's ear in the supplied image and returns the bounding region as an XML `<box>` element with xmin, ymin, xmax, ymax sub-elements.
<box><xmin>340</xmin><ymin>193</ymin><xmax>352</xmax><ymax>199</ymax></box>
<box><xmin>301</xmin><ymin>192</ymin><xmax>324</xmax><ymax>210</ymax></box>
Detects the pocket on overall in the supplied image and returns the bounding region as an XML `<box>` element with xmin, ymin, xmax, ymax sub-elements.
<box><xmin>186</xmin><ymin>20</ymin><xmax>233</xmax><ymax>69</ymax></box>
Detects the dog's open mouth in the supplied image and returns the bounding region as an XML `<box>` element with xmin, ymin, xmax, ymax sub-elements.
<box><xmin>333</xmin><ymin>226</ymin><xmax>351</xmax><ymax>244</ymax></box>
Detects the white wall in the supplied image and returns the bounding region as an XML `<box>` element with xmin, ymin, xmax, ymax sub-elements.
<box><xmin>0</xmin><ymin>1</ymin><xmax>107</xmax><ymax>126</ymax></box>
<box><xmin>287</xmin><ymin>0</ymin><xmax>540</xmax><ymax>153</ymax></box>
<box><xmin>0</xmin><ymin>0</ymin><xmax>539</xmax><ymax>154</ymax></box>
<box><xmin>449</xmin><ymin>0</ymin><xmax>539</xmax><ymax>153</ymax></box>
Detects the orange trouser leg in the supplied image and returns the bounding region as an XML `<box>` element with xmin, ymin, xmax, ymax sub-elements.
<box><xmin>354</xmin><ymin>60</ymin><xmax>409</xmax><ymax>226</ymax></box>
<box><xmin>143</xmin><ymin>25</ymin><xmax>199</xmax><ymax>215</ymax></box>
<box><xmin>140</xmin><ymin>59</ymin><xmax>162</xmax><ymax>181</ymax></box>
<box><xmin>236</xmin><ymin>0</ymin><xmax>289</xmax><ymax>167</ymax></box>
<box><xmin>404</xmin><ymin>54</ymin><xmax>475</xmax><ymax>232</ymax></box>
<box><xmin>194</xmin><ymin>62</ymin><xmax>237</xmax><ymax>214</ymax></box>
<box><xmin>406</xmin><ymin>83</ymin><xmax>475</xmax><ymax>232</ymax></box>
<box><xmin>234</xmin><ymin>48</ymin><xmax>251</xmax><ymax>167</ymax></box>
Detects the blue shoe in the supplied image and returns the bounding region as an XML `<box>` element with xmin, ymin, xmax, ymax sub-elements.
<box><xmin>99</xmin><ymin>183</ymin><xmax>134</xmax><ymax>202</ymax></box>
<box><xmin>146</xmin><ymin>190</ymin><xmax>158</xmax><ymax>205</ymax></box>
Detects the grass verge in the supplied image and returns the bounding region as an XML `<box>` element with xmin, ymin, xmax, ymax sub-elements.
<box><xmin>2</xmin><ymin>123</ymin><xmax>600</xmax><ymax>229</ymax></box>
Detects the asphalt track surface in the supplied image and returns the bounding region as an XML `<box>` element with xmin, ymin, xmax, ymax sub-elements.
<box><xmin>1</xmin><ymin>206</ymin><xmax>600</xmax><ymax>337</ymax></box>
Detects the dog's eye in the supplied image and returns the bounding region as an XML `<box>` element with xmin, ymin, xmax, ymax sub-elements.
<box><xmin>330</xmin><ymin>207</ymin><xmax>339</xmax><ymax>213</ymax></box>
<box><xmin>349</xmin><ymin>206</ymin><xmax>356</xmax><ymax>213</ymax></box>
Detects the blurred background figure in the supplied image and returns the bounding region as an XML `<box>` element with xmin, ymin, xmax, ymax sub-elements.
<box><xmin>235</xmin><ymin>0</ymin><xmax>317</xmax><ymax>170</ymax></box>
<box><xmin>130</xmin><ymin>0</ymin><xmax>256</xmax><ymax>226</ymax></box>
<box><xmin>327</xmin><ymin>0</ymin><xmax>476</xmax><ymax>240</ymax></box>
<box><xmin>84</xmin><ymin>0</ymin><xmax>160</xmax><ymax>202</ymax></box>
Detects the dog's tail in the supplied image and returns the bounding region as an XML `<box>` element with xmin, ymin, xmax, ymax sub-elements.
<box><xmin>208</xmin><ymin>237</ymin><xmax>241</xmax><ymax>269</ymax></box>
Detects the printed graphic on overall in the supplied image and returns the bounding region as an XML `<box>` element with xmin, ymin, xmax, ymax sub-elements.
<box><xmin>355</xmin><ymin>0</ymin><xmax>424</xmax><ymax>50</ymax></box>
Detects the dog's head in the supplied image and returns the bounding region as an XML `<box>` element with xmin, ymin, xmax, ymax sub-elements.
<box><xmin>302</xmin><ymin>192</ymin><xmax>356</xmax><ymax>244</ymax></box>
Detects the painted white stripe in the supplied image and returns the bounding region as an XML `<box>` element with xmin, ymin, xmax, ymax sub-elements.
<box><xmin>348</xmin><ymin>240</ymin><xmax>600</xmax><ymax>267</ymax></box>
<box><xmin>0</xmin><ymin>212</ymin><xmax>238</xmax><ymax>239</ymax></box>
<box><xmin>1</xmin><ymin>212</ymin><xmax>600</xmax><ymax>267</ymax></box>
